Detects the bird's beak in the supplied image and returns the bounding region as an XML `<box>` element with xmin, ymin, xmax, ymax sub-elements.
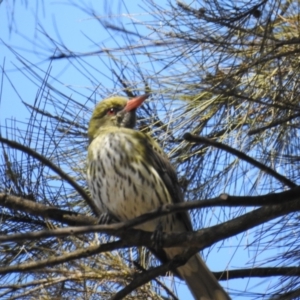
<box><xmin>124</xmin><ymin>94</ymin><xmax>149</xmax><ymax>112</ymax></box>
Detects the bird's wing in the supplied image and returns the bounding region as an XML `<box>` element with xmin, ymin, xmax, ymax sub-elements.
<box><xmin>142</xmin><ymin>133</ymin><xmax>193</xmax><ymax>232</ymax></box>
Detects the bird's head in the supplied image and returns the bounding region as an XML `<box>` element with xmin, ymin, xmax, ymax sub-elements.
<box><xmin>88</xmin><ymin>94</ymin><xmax>149</xmax><ymax>143</ymax></box>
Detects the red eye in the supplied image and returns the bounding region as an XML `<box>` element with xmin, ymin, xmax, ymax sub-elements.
<box><xmin>107</xmin><ymin>108</ymin><xmax>115</xmax><ymax>115</ymax></box>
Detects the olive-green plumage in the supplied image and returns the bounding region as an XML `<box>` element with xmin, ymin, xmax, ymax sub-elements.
<box><xmin>87</xmin><ymin>95</ymin><xmax>231</xmax><ymax>300</ymax></box>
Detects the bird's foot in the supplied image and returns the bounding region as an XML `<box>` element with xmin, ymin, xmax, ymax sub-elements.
<box><xmin>97</xmin><ymin>212</ymin><xmax>116</xmax><ymax>225</ymax></box>
<box><xmin>151</xmin><ymin>221</ymin><xmax>164</xmax><ymax>249</ymax></box>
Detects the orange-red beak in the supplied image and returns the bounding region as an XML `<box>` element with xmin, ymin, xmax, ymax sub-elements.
<box><xmin>124</xmin><ymin>94</ymin><xmax>149</xmax><ymax>112</ymax></box>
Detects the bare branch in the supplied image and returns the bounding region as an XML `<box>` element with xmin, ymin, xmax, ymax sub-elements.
<box><xmin>0</xmin><ymin>240</ymin><xmax>126</xmax><ymax>275</ymax></box>
<box><xmin>112</xmin><ymin>248</ymin><xmax>197</xmax><ymax>300</ymax></box>
<box><xmin>0</xmin><ymin>193</ymin><xmax>96</xmax><ymax>226</ymax></box>
<box><xmin>184</xmin><ymin>133</ymin><xmax>297</xmax><ymax>188</ymax></box>
<box><xmin>0</xmin><ymin>137</ymin><xmax>100</xmax><ymax>216</ymax></box>
<box><xmin>215</xmin><ymin>267</ymin><xmax>300</xmax><ymax>280</ymax></box>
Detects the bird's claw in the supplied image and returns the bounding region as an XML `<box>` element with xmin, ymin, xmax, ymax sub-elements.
<box><xmin>98</xmin><ymin>212</ymin><xmax>115</xmax><ymax>225</ymax></box>
<box><xmin>151</xmin><ymin>222</ymin><xmax>164</xmax><ymax>249</ymax></box>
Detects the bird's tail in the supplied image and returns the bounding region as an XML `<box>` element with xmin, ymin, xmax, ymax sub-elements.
<box><xmin>179</xmin><ymin>253</ymin><xmax>230</xmax><ymax>300</ymax></box>
<box><xmin>166</xmin><ymin>248</ymin><xmax>231</xmax><ymax>300</ymax></box>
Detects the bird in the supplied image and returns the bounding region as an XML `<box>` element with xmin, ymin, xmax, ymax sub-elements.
<box><xmin>86</xmin><ymin>94</ymin><xmax>231</xmax><ymax>300</ymax></box>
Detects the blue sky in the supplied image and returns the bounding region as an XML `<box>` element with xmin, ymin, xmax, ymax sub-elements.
<box><xmin>0</xmin><ymin>1</ymin><xmax>198</xmax><ymax>298</ymax></box>
<box><xmin>0</xmin><ymin>1</ymin><xmax>281</xmax><ymax>299</ymax></box>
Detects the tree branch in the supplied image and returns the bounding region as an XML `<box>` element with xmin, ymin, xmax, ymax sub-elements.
<box><xmin>133</xmin><ymin>262</ymin><xmax>179</xmax><ymax>300</ymax></box>
<box><xmin>0</xmin><ymin>136</ymin><xmax>101</xmax><ymax>216</ymax></box>
<box><xmin>248</xmin><ymin>112</ymin><xmax>300</xmax><ymax>135</ymax></box>
<box><xmin>112</xmin><ymin>248</ymin><xmax>196</xmax><ymax>300</ymax></box>
<box><xmin>0</xmin><ymin>193</ymin><xmax>96</xmax><ymax>226</ymax></box>
<box><xmin>183</xmin><ymin>133</ymin><xmax>297</xmax><ymax>188</ymax></box>
<box><xmin>215</xmin><ymin>267</ymin><xmax>300</xmax><ymax>280</ymax></box>
<box><xmin>2</xmin><ymin>186</ymin><xmax>300</xmax><ymax>245</ymax></box>
<box><xmin>271</xmin><ymin>287</ymin><xmax>300</xmax><ymax>300</ymax></box>
<box><xmin>2</xmin><ymin>192</ymin><xmax>300</xmax><ymax>294</ymax></box>
<box><xmin>0</xmin><ymin>240</ymin><xmax>127</xmax><ymax>275</ymax></box>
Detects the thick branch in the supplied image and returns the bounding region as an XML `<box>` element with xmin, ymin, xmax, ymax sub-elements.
<box><xmin>112</xmin><ymin>248</ymin><xmax>196</xmax><ymax>300</ymax></box>
<box><xmin>2</xmin><ymin>193</ymin><xmax>300</xmax><ymax>287</ymax></box>
<box><xmin>2</xmin><ymin>187</ymin><xmax>300</xmax><ymax>245</ymax></box>
<box><xmin>133</xmin><ymin>262</ymin><xmax>179</xmax><ymax>300</ymax></box>
<box><xmin>1</xmin><ymin>197</ymin><xmax>299</xmax><ymax>252</ymax></box>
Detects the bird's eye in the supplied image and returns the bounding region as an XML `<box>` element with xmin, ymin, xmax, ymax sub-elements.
<box><xmin>107</xmin><ymin>108</ymin><xmax>116</xmax><ymax>115</ymax></box>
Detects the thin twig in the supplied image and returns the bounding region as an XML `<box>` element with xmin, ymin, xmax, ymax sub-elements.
<box><xmin>248</xmin><ymin>112</ymin><xmax>300</xmax><ymax>135</ymax></box>
<box><xmin>0</xmin><ymin>240</ymin><xmax>126</xmax><ymax>275</ymax></box>
<box><xmin>215</xmin><ymin>267</ymin><xmax>300</xmax><ymax>280</ymax></box>
<box><xmin>0</xmin><ymin>136</ymin><xmax>101</xmax><ymax>215</ymax></box>
<box><xmin>184</xmin><ymin>133</ymin><xmax>297</xmax><ymax>188</ymax></box>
